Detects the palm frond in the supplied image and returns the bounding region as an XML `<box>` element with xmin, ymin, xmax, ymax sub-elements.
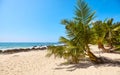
<box><xmin>74</xmin><ymin>0</ymin><xmax>95</xmax><ymax>25</ymax></box>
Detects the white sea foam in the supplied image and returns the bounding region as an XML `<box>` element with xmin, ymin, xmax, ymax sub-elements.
<box><xmin>0</xmin><ymin>42</ymin><xmax>59</xmax><ymax>51</ymax></box>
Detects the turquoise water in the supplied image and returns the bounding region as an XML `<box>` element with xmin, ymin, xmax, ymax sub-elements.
<box><xmin>0</xmin><ymin>42</ymin><xmax>59</xmax><ymax>50</ymax></box>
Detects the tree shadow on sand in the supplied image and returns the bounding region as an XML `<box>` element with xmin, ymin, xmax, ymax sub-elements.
<box><xmin>55</xmin><ymin>62</ymin><xmax>92</xmax><ymax>71</ymax></box>
<box><xmin>54</xmin><ymin>57</ymin><xmax>120</xmax><ymax>71</ymax></box>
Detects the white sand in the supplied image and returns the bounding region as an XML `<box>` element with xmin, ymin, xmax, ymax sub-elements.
<box><xmin>0</xmin><ymin>45</ymin><xmax>120</xmax><ymax>75</ymax></box>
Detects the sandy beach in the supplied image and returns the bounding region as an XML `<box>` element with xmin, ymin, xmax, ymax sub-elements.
<box><xmin>0</xmin><ymin>45</ymin><xmax>120</xmax><ymax>75</ymax></box>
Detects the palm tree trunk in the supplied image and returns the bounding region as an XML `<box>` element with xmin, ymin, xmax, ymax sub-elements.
<box><xmin>106</xmin><ymin>39</ymin><xmax>113</xmax><ymax>49</ymax></box>
<box><xmin>98</xmin><ymin>42</ymin><xmax>110</xmax><ymax>52</ymax></box>
<box><xmin>86</xmin><ymin>44</ymin><xmax>103</xmax><ymax>64</ymax></box>
<box><xmin>108</xmin><ymin>42</ymin><xmax>113</xmax><ymax>49</ymax></box>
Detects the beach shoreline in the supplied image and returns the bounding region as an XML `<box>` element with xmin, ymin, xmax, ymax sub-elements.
<box><xmin>0</xmin><ymin>42</ymin><xmax>60</xmax><ymax>51</ymax></box>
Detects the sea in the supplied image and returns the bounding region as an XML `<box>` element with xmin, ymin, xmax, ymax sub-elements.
<box><xmin>0</xmin><ymin>42</ymin><xmax>60</xmax><ymax>51</ymax></box>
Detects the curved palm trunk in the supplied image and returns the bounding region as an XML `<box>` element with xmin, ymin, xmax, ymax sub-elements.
<box><xmin>98</xmin><ymin>42</ymin><xmax>110</xmax><ymax>52</ymax></box>
<box><xmin>108</xmin><ymin>43</ymin><xmax>113</xmax><ymax>49</ymax></box>
<box><xmin>107</xmin><ymin>40</ymin><xmax>113</xmax><ymax>49</ymax></box>
<box><xmin>86</xmin><ymin>44</ymin><xmax>103</xmax><ymax>64</ymax></box>
<box><xmin>87</xmin><ymin>51</ymin><xmax>103</xmax><ymax>64</ymax></box>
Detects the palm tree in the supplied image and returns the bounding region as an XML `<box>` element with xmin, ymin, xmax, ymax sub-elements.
<box><xmin>92</xmin><ymin>21</ymin><xmax>109</xmax><ymax>52</ymax></box>
<box><xmin>112</xmin><ymin>22</ymin><xmax>120</xmax><ymax>44</ymax></box>
<box><xmin>47</xmin><ymin>21</ymin><xmax>85</xmax><ymax>64</ymax></box>
<box><xmin>73</xmin><ymin>0</ymin><xmax>102</xmax><ymax>63</ymax></box>
<box><xmin>104</xmin><ymin>18</ymin><xmax>120</xmax><ymax>49</ymax></box>
<box><xmin>47</xmin><ymin>0</ymin><xmax>103</xmax><ymax>64</ymax></box>
<box><xmin>92</xmin><ymin>19</ymin><xmax>120</xmax><ymax>52</ymax></box>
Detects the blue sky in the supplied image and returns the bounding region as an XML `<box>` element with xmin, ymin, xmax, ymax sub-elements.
<box><xmin>0</xmin><ymin>0</ymin><xmax>120</xmax><ymax>42</ymax></box>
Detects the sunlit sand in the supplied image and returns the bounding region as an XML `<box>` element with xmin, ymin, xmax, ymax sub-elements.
<box><xmin>0</xmin><ymin>45</ymin><xmax>120</xmax><ymax>75</ymax></box>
